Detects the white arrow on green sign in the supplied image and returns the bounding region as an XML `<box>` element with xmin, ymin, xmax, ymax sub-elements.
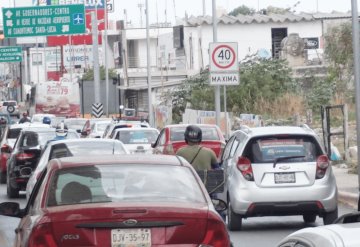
<box><xmin>2</xmin><ymin>4</ymin><xmax>86</xmax><ymax>38</ymax></box>
<box><xmin>0</xmin><ymin>47</ymin><xmax>22</xmax><ymax>63</ymax></box>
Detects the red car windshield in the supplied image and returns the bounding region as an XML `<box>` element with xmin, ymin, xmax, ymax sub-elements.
<box><xmin>47</xmin><ymin>164</ymin><xmax>206</xmax><ymax>206</ymax></box>
<box><xmin>170</xmin><ymin>127</ymin><xmax>220</xmax><ymax>142</ymax></box>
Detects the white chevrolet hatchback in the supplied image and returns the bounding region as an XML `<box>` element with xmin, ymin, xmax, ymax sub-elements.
<box><xmin>220</xmin><ymin>125</ymin><xmax>338</xmax><ymax>230</ymax></box>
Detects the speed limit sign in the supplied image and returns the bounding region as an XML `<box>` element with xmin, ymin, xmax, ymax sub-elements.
<box><xmin>209</xmin><ymin>42</ymin><xmax>239</xmax><ymax>85</ymax></box>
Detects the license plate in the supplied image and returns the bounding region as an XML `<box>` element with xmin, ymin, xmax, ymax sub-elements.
<box><xmin>274</xmin><ymin>172</ymin><xmax>296</xmax><ymax>184</ymax></box>
<box><xmin>111</xmin><ymin>228</ymin><xmax>151</xmax><ymax>247</ymax></box>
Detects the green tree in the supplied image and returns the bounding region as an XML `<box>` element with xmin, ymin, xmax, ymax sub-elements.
<box><xmin>261</xmin><ymin>6</ymin><xmax>291</xmax><ymax>15</ymax></box>
<box><xmin>167</xmin><ymin>59</ymin><xmax>294</xmax><ymax>123</ymax></box>
<box><xmin>228</xmin><ymin>5</ymin><xmax>255</xmax><ymax>16</ymax></box>
<box><xmin>324</xmin><ymin>21</ymin><xmax>353</xmax><ymax>102</ymax></box>
<box><xmin>82</xmin><ymin>66</ymin><xmax>117</xmax><ymax>81</ymax></box>
<box><xmin>227</xmin><ymin>58</ymin><xmax>293</xmax><ymax>113</ymax></box>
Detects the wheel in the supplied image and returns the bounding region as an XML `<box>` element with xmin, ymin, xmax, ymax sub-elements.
<box><xmin>227</xmin><ymin>201</ymin><xmax>242</xmax><ymax>231</ymax></box>
<box><xmin>6</xmin><ymin>175</ymin><xmax>19</xmax><ymax>198</ymax></box>
<box><xmin>323</xmin><ymin>208</ymin><xmax>338</xmax><ymax>225</ymax></box>
<box><xmin>303</xmin><ymin>214</ymin><xmax>316</xmax><ymax>223</ymax></box>
<box><xmin>0</xmin><ymin>170</ymin><xmax>6</xmax><ymax>184</ymax></box>
<box><xmin>6</xmin><ymin>105</ymin><xmax>15</xmax><ymax>114</ymax></box>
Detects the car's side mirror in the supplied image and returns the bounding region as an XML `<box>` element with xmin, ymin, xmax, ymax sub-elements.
<box><xmin>334</xmin><ymin>212</ymin><xmax>360</xmax><ymax>224</ymax></box>
<box><xmin>81</xmin><ymin>131</ymin><xmax>88</xmax><ymax>136</ymax></box>
<box><xmin>0</xmin><ymin>202</ymin><xmax>22</xmax><ymax>218</ymax></box>
<box><xmin>151</xmin><ymin>142</ymin><xmax>156</xmax><ymax>148</ymax></box>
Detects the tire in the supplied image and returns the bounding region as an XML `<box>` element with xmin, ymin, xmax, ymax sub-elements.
<box><xmin>0</xmin><ymin>171</ymin><xmax>6</xmax><ymax>184</ymax></box>
<box><xmin>6</xmin><ymin>105</ymin><xmax>15</xmax><ymax>114</ymax></box>
<box><xmin>303</xmin><ymin>214</ymin><xmax>316</xmax><ymax>223</ymax></box>
<box><xmin>323</xmin><ymin>208</ymin><xmax>338</xmax><ymax>225</ymax></box>
<box><xmin>227</xmin><ymin>201</ymin><xmax>242</xmax><ymax>231</ymax></box>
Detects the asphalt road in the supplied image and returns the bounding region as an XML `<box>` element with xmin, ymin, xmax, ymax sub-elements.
<box><xmin>0</xmin><ymin>182</ymin><xmax>356</xmax><ymax>247</ymax></box>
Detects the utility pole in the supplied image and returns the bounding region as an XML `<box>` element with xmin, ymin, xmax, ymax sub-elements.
<box><xmin>91</xmin><ymin>11</ymin><xmax>101</xmax><ymax>104</ymax></box>
<box><xmin>104</xmin><ymin>2</ymin><xmax>109</xmax><ymax>117</ymax></box>
<box><xmin>350</xmin><ymin>0</ymin><xmax>360</xmax><ymax>211</ymax></box>
<box><xmin>146</xmin><ymin>0</ymin><xmax>153</xmax><ymax>126</ymax></box>
<box><xmin>212</xmin><ymin>0</ymin><xmax>221</xmax><ymax>126</ymax></box>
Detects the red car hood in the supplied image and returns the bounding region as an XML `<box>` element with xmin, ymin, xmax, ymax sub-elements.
<box><xmin>44</xmin><ymin>202</ymin><xmax>211</xmax><ymax>246</ymax></box>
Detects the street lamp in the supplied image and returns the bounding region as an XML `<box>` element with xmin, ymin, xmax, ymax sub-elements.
<box><xmin>119</xmin><ymin>105</ymin><xmax>124</xmax><ymax>120</ymax></box>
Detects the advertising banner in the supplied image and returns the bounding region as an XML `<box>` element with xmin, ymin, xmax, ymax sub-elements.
<box><xmin>34</xmin><ymin>81</ymin><xmax>80</xmax><ymax>117</ymax></box>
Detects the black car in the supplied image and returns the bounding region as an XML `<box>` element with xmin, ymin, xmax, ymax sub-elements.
<box><xmin>6</xmin><ymin>127</ymin><xmax>79</xmax><ymax>198</ymax></box>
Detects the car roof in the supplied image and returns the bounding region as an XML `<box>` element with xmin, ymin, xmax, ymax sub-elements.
<box><xmin>21</xmin><ymin>127</ymin><xmax>77</xmax><ymax>133</ymax></box>
<box><xmin>10</xmin><ymin>123</ymin><xmax>51</xmax><ymax>129</ymax></box>
<box><xmin>234</xmin><ymin>126</ymin><xmax>317</xmax><ymax>138</ymax></box>
<box><xmin>50</xmin><ymin>154</ymin><xmax>185</xmax><ymax>170</ymax></box>
<box><xmin>47</xmin><ymin>138</ymin><xmax>123</xmax><ymax>146</ymax></box>
<box><xmin>165</xmin><ymin>124</ymin><xmax>220</xmax><ymax>129</ymax></box>
<box><xmin>114</xmin><ymin>127</ymin><xmax>159</xmax><ymax>131</ymax></box>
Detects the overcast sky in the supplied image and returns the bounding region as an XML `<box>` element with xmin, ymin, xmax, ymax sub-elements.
<box><xmin>0</xmin><ymin>0</ymin><xmax>354</xmax><ymax>26</ymax></box>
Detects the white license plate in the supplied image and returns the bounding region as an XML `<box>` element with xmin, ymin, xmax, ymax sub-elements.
<box><xmin>274</xmin><ymin>172</ymin><xmax>296</xmax><ymax>184</ymax></box>
<box><xmin>111</xmin><ymin>228</ymin><xmax>151</xmax><ymax>247</ymax></box>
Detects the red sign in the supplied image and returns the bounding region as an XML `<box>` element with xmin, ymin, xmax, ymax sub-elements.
<box><xmin>47</xmin><ymin>9</ymin><xmax>105</xmax><ymax>46</ymax></box>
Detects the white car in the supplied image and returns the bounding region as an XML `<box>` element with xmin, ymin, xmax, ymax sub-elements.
<box><xmin>0</xmin><ymin>100</ymin><xmax>20</xmax><ymax>118</ymax></box>
<box><xmin>111</xmin><ymin>127</ymin><xmax>159</xmax><ymax>154</ymax></box>
<box><xmin>30</xmin><ymin>113</ymin><xmax>56</xmax><ymax>125</ymax></box>
<box><xmin>26</xmin><ymin>138</ymin><xmax>129</xmax><ymax>199</ymax></box>
<box><xmin>277</xmin><ymin>212</ymin><xmax>360</xmax><ymax>247</ymax></box>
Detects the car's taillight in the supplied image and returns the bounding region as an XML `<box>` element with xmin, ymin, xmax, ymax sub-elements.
<box><xmin>316</xmin><ymin>155</ymin><xmax>329</xmax><ymax>179</ymax></box>
<box><xmin>16</xmin><ymin>152</ymin><xmax>35</xmax><ymax>161</ymax></box>
<box><xmin>164</xmin><ymin>144</ymin><xmax>174</xmax><ymax>155</ymax></box>
<box><xmin>237</xmin><ymin>156</ymin><xmax>254</xmax><ymax>181</ymax></box>
<box><xmin>1</xmin><ymin>144</ymin><xmax>10</xmax><ymax>153</ymax></box>
<box><xmin>201</xmin><ymin>215</ymin><xmax>230</xmax><ymax>247</ymax></box>
<box><xmin>28</xmin><ymin>223</ymin><xmax>57</xmax><ymax>247</ymax></box>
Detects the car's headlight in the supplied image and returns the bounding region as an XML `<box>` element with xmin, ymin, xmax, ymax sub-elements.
<box><xmin>279</xmin><ymin>240</ymin><xmax>311</xmax><ymax>247</ymax></box>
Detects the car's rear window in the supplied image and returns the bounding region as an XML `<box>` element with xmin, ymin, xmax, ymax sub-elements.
<box><xmin>2</xmin><ymin>101</ymin><xmax>16</xmax><ymax>106</ymax></box>
<box><xmin>47</xmin><ymin>164</ymin><xmax>206</xmax><ymax>206</ymax></box>
<box><xmin>170</xmin><ymin>127</ymin><xmax>220</xmax><ymax>141</ymax></box>
<box><xmin>115</xmin><ymin>129</ymin><xmax>158</xmax><ymax>144</ymax></box>
<box><xmin>7</xmin><ymin>128</ymin><xmax>21</xmax><ymax>139</ymax></box>
<box><xmin>244</xmin><ymin>135</ymin><xmax>322</xmax><ymax>163</ymax></box>
<box><xmin>49</xmin><ymin>141</ymin><xmax>127</xmax><ymax>159</ymax></box>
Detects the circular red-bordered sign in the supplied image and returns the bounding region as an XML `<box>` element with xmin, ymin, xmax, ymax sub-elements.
<box><xmin>212</xmin><ymin>44</ymin><xmax>236</xmax><ymax>69</ymax></box>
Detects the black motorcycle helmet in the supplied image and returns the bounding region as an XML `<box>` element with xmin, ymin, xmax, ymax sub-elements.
<box><xmin>184</xmin><ymin>125</ymin><xmax>202</xmax><ymax>144</ymax></box>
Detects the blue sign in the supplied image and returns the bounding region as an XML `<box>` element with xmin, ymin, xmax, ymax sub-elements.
<box><xmin>73</xmin><ymin>13</ymin><xmax>84</xmax><ymax>25</ymax></box>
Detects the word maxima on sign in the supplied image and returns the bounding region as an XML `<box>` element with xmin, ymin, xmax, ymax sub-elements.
<box><xmin>209</xmin><ymin>73</ymin><xmax>239</xmax><ymax>86</ymax></box>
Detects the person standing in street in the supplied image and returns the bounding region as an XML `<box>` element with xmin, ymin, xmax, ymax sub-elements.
<box><xmin>18</xmin><ymin>112</ymin><xmax>30</xmax><ymax>124</ymax></box>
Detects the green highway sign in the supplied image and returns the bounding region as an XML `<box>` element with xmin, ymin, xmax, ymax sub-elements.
<box><xmin>2</xmin><ymin>4</ymin><xmax>86</xmax><ymax>38</ymax></box>
<box><xmin>0</xmin><ymin>47</ymin><xmax>22</xmax><ymax>62</ymax></box>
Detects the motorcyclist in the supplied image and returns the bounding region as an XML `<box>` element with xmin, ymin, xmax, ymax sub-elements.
<box><xmin>42</xmin><ymin>116</ymin><xmax>51</xmax><ymax>125</ymax></box>
<box><xmin>176</xmin><ymin>125</ymin><xmax>225</xmax><ymax>221</ymax></box>
<box><xmin>53</xmin><ymin>122</ymin><xmax>68</xmax><ymax>141</ymax></box>
<box><xmin>176</xmin><ymin>125</ymin><xmax>219</xmax><ymax>170</ymax></box>
<box><xmin>19</xmin><ymin>112</ymin><xmax>31</xmax><ymax>124</ymax></box>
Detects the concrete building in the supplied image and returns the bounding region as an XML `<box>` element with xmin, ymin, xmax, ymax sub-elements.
<box><xmin>116</xmin><ymin>12</ymin><xmax>352</xmax><ymax>126</ymax></box>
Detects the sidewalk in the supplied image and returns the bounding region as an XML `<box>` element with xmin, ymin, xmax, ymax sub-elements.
<box><xmin>333</xmin><ymin>165</ymin><xmax>359</xmax><ymax>209</ymax></box>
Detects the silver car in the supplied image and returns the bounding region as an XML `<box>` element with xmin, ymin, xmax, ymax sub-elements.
<box><xmin>26</xmin><ymin>138</ymin><xmax>129</xmax><ymax>199</ymax></box>
<box><xmin>277</xmin><ymin>212</ymin><xmax>360</xmax><ymax>247</ymax></box>
<box><xmin>221</xmin><ymin>125</ymin><xmax>338</xmax><ymax>230</ymax></box>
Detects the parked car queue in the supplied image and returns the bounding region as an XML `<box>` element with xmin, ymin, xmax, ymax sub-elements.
<box><xmin>0</xmin><ymin>114</ymin><xmax>358</xmax><ymax>246</ymax></box>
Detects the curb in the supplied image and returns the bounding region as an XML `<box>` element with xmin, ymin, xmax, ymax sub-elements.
<box><xmin>338</xmin><ymin>190</ymin><xmax>358</xmax><ymax>209</ymax></box>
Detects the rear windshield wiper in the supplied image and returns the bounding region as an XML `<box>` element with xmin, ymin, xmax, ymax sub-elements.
<box><xmin>273</xmin><ymin>156</ymin><xmax>305</xmax><ymax>168</ymax></box>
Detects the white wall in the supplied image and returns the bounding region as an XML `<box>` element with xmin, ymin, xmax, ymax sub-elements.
<box><xmin>183</xmin><ymin>20</ymin><xmax>324</xmax><ymax>71</ymax></box>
